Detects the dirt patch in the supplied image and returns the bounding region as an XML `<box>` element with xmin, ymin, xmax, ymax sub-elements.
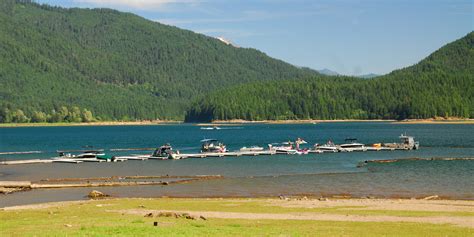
<box><xmin>1</xmin><ymin>200</ymin><xmax>90</xmax><ymax>211</ymax></box>
<box><xmin>265</xmin><ymin>198</ymin><xmax>474</xmax><ymax>213</ymax></box>
<box><xmin>118</xmin><ymin>209</ymin><xmax>474</xmax><ymax>228</ymax></box>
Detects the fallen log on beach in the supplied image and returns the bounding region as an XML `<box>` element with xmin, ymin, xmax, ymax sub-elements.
<box><xmin>0</xmin><ymin>175</ymin><xmax>224</xmax><ymax>193</ymax></box>
<box><xmin>40</xmin><ymin>175</ymin><xmax>223</xmax><ymax>182</ymax></box>
<box><xmin>357</xmin><ymin>157</ymin><xmax>474</xmax><ymax>167</ymax></box>
<box><xmin>0</xmin><ymin>181</ymin><xmax>32</xmax><ymax>188</ymax></box>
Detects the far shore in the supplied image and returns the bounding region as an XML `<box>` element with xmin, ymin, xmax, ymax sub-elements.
<box><xmin>204</xmin><ymin>118</ymin><xmax>474</xmax><ymax>125</ymax></box>
<box><xmin>391</xmin><ymin>119</ymin><xmax>474</xmax><ymax>124</ymax></box>
<box><xmin>0</xmin><ymin>121</ymin><xmax>182</xmax><ymax>127</ymax></box>
<box><xmin>1</xmin><ymin>118</ymin><xmax>472</xmax><ymax>127</ymax></box>
<box><xmin>206</xmin><ymin>119</ymin><xmax>395</xmax><ymax>125</ymax></box>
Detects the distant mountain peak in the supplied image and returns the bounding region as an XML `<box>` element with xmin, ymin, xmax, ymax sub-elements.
<box><xmin>357</xmin><ymin>73</ymin><xmax>380</xmax><ymax>79</ymax></box>
<box><xmin>318</xmin><ymin>68</ymin><xmax>380</xmax><ymax>78</ymax></box>
<box><xmin>318</xmin><ymin>68</ymin><xmax>340</xmax><ymax>76</ymax></box>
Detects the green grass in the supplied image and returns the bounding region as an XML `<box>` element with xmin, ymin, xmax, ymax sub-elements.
<box><xmin>0</xmin><ymin>198</ymin><xmax>472</xmax><ymax>236</ymax></box>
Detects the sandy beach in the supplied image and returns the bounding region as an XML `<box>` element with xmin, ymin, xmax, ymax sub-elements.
<box><xmin>208</xmin><ymin>119</ymin><xmax>395</xmax><ymax>125</ymax></box>
<box><xmin>392</xmin><ymin>119</ymin><xmax>474</xmax><ymax>124</ymax></box>
<box><xmin>204</xmin><ymin>118</ymin><xmax>474</xmax><ymax>125</ymax></box>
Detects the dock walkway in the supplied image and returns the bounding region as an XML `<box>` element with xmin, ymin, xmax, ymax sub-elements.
<box><xmin>0</xmin><ymin>150</ymin><xmax>277</xmax><ymax>165</ymax></box>
<box><xmin>0</xmin><ymin>146</ymin><xmax>413</xmax><ymax>166</ymax></box>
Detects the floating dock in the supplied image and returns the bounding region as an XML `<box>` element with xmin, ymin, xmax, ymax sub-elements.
<box><xmin>0</xmin><ymin>159</ymin><xmax>53</xmax><ymax>165</ymax></box>
<box><xmin>175</xmin><ymin>150</ymin><xmax>276</xmax><ymax>159</ymax></box>
<box><xmin>0</xmin><ymin>150</ymin><xmax>277</xmax><ymax>165</ymax></box>
<box><xmin>0</xmin><ymin>145</ymin><xmax>411</xmax><ymax>166</ymax></box>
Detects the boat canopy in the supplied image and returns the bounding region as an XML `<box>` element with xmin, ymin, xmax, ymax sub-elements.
<box><xmin>345</xmin><ymin>138</ymin><xmax>358</xmax><ymax>142</ymax></box>
<box><xmin>56</xmin><ymin>149</ymin><xmax>104</xmax><ymax>153</ymax></box>
<box><xmin>399</xmin><ymin>133</ymin><xmax>414</xmax><ymax>139</ymax></box>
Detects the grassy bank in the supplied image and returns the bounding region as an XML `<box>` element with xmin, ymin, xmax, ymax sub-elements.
<box><xmin>1</xmin><ymin>198</ymin><xmax>472</xmax><ymax>236</ymax></box>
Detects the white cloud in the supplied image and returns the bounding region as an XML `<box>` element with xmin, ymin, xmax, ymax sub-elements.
<box><xmin>73</xmin><ymin>0</ymin><xmax>201</xmax><ymax>10</ymax></box>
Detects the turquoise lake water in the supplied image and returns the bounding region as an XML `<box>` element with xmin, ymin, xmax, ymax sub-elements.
<box><xmin>0</xmin><ymin>123</ymin><xmax>473</xmax><ymax>206</ymax></box>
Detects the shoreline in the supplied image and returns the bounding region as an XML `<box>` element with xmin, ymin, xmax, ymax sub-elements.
<box><xmin>2</xmin><ymin>183</ymin><xmax>473</xmax><ymax>204</ymax></box>
<box><xmin>1</xmin><ymin>118</ymin><xmax>472</xmax><ymax>127</ymax></box>
<box><xmin>208</xmin><ymin>119</ymin><xmax>395</xmax><ymax>125</ymax></box>
<box><xmin>0</xmin><ymin>121</ymin><xmax>182</xmax><ymax>127</ymax></box>
<box><xmin>205</xmin><ymin>118</ymin><xmax>474</xmax><ymax>125</ymax></box>
<box><xmin>391</xmin><ymin>119</ymin><xmax>474</xmax><ymax>124</ymax></box>
<box><xmin>2</xmin><ymin>196</ymin><xmax>473</xmax><ymax>210</ymax></box>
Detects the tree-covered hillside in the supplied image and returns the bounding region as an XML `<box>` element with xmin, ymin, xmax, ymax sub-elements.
<box><xmin>185</xmin><ymin>32</ymin><xmax>474</xmax><ymax>122</ymax></box>
<box><xmin>0</xmin><ymin>0</ymin><xmax>315</xmax><ymax>122</ymax></box>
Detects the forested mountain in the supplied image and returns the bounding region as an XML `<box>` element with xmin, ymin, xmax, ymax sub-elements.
<box><xmin>185</xmin><ymin>32</ymin><xmax>474</xmax><ymax>122</ymax></box>
<box><xmin>0</xmin><ymin>0</ymin><xmax>315</xmax><ymax>122</ymax></box>
<box><xmin>1</xmin><ymin>1</ymin><xmax>471</xmax><ymax>123</ymax></box>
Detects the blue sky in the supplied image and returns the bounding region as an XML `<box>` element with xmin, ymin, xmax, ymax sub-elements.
<box><xmin>37</xmin><ymin>0</ymin><xmax>473</xmax><ymax>75</ymax></box>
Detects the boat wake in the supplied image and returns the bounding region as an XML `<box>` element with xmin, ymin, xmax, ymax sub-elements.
<box><xmin>200</xmin><ymin>127</ymin><xmax>243</xmax><ymax>130</ymax></box>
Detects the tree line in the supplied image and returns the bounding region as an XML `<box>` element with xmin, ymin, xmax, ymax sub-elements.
<box><xmin>0</xmin><ymin>105</ymin><xmax>95</xmax><ymax>123</ymax></box>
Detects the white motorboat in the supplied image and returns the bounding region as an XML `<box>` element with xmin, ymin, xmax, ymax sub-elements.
<box><xmin>240</xmin><ymin>146</ymin><xmax>264</xmax><ymax>152</ymax></box>
<box><xmin>55</xmin><ymin>150</ymin><xmax>105</xmax><ymax>159</ymax></box>
<box><xmin>75</xmin><ymin>150</ymin><xmax>105</xmax><ymax>158</ymax></box>
<box><xmin>268</xmin><ymin>142</ymin><xmax>297</xmax><ymax>154</ymax></box>
<box><xmin>269</xmin><ymin>139</ymin><xmax>309</xmax><ymax>155</ymax></box>
<box><xmin>399</xmin><ymin>134</ymin><xmax>419</xmax><ymax>150</ymax></box>
<box><xmin>200</xmin><ymin>139</ymin><xmax>227</xmax><ymax>153</ymax></box>
<box><xmin>338</xmin><ymin>138</ymin><xmax>366</xmax><ymax>152</ymax></box>
<box><xmin>200</xmin><ymin>126</ymin><xmax>221</xmax><ymax>130</ymax></box>
<box><xmin>313</xmin><ymin>140</ymin><xmax>338</xmax><ymax>153</ymax></box>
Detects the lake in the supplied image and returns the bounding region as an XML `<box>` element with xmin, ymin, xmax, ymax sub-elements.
<box><xmin>0</xmin><ymin>122</ymin><xmax>473</xmax><ymax>207</ymax></box>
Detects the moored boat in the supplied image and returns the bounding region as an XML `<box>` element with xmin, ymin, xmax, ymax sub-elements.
<box><xmin>268</xmin><ymin>142</ymin><xmax>297</xmax><ymax>154</ymax></box>
<box><xmin>151</xmin><ymin>144</ymin><xmax>178</xmax><ymax>159</ymax></box>
<box><xmin>383</xmin><ymin>134</ymin><xmax>420</xmax><ymax>150</ymax></box>
<box><xmin>200</xmin><ymin>126</ymin><xmax>221</xmax><ymax>130</ymax></box>
<box><xmin>56</xmin><ymin>150</ymin><xmax>105</xmax><ymax>159</ymax></box>
<box><xmin>75</xmin><ymin>150</ymin><xmax>105</xmax><ymax>158</ymax></box>
<box><xmin>338</xmin><ymin>138</ymin><xmax>366</xmax><ymax>152</ymax></box>
<box><xmin>200</xmin><ymin>139</ymin><xmax>227</xmax><ymax>153</ymax></box>
<box><xmin>269</xmin><ymin>138</ymin><xmax>309</xmax><ymax>155</ymax></box>
<box><xmin>313</xmin><ymin>140</ymin><xmax>338</xmax><ymax>153</ymax></box>
<box><xmin>240</xmin><ymin>146</ymin><xmax>264</xmax><ymax>152</ymax></box>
